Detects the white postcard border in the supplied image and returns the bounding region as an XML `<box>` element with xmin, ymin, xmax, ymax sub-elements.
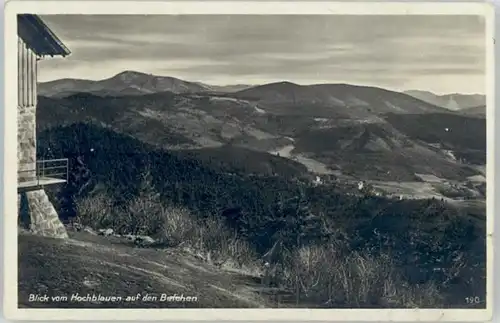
<box><xmin>2</xmin><ymin>1</ymin><xmax>495</xmax><ymax>321</ymax></box>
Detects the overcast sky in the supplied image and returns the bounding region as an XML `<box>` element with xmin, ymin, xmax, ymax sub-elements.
<box><xmin>38</xmin><ymin>15</ymin><xmax>486</xmax><ymax>94</ymax></box>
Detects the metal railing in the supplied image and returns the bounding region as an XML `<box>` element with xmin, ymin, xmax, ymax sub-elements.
<box><xmin>18</xmin><ymin>158</ymin><xmax>69</xmax><ymax>187</ymax></box>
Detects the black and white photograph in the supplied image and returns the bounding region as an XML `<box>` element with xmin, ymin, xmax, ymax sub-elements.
<box><xmin>3</xmin><ymin>1</ymin><xmax>494</xmax><ymax>321</ymax></box>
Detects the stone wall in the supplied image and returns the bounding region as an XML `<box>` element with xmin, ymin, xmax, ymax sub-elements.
<box><xmin>17</xmin><ymin>103</ymin><xmax>68</xmax><ymax>238</ymax></box>
<box><xmin>17</xmin><ymin>105</ymin><xmax>36</xmax><ymax>182</ymax></box>
<box><xmin>17</xmin><ymin>43</ymin><xmax>68</xmax><ymax>238</ymax></box>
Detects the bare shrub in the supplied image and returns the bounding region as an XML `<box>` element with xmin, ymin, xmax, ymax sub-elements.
<box><xmin>120</xmin><ymin>196</ymin><xmax>158</xmax><ymax>235</ymax></box>
<box><xmin>277</xmin><ymin>243</ymin><xmax>443</xmax><ymax>308</ymax></box>
<box><xmin>74</xmin><ymin>191</ymin><xmax>114</xmax><ymax>229</ymax></box>
<box><xmin>188</xmin><ymin>216</ymin><xmax>262</xmax><ymax>275</ymax></box>
<box><xmin>160</xmin><ymin>206</ymin><xmax>197</xmax><ymax>246</ymax></box>
<box><xmin>76</xmin><ymin>183</ymin><xmax>261</xmax><ymax>275</ymax></box>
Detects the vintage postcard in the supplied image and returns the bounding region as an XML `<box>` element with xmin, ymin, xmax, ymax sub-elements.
<box><xmin>2</xmin><ymin>1</ymin><xmax>495</xmax><ymax>321</ymax></box>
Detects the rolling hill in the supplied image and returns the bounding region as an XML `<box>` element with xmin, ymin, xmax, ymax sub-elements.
<box><xmin>292</xmin><ymin>121</ymin><xmax>481</xmax><ymax>181</ymax></box>
<box><xmin>233</xmin><ymin>82</ymin><xmax>452</xmax><ymax>116</ymax></box>
<box><xmin>460</xmin><ymin>105</ymin><xmax>486</xmax><ymax>117</ymax></box>
<box><xmin>180</xmin><ymin>145</ymin><xmax>310</xmax><ymax>179</ymax></box>
<box><xmin>36</xmin><ymin>72</ymin><xmax>486</xmax><ymax>182</ymax></box>
<box><xmin>384</xmin><ymin>113</ymin><xmax>486</xmax><ymax>165</ymax></box>
<box><xmin>38</xmin><ymin>71</ymin><xmax>464</xmax><ymax>117</ymax></box>
<box><xmin>36</xmin><ymin>92</ymin><xmax>289</xmax><ymax>151</ymax></box>
<box><xmin>404</xmin><ymin>90</ymin><xmax>486</xmax><ymax>111</ymax></box>
<box><xmin>38</xmin><ymin>71</ymin><xmax>211</xmax><ymax>98</ymax></box>
<box><xmin>37</xmin><ymin>90</ymin><xmax>485</xmax><ymax>181</ymax></box>
<box><xmin>195</xmin><ymin>82</ymin><xmax>253</xmax><ymax>93</ymax></box>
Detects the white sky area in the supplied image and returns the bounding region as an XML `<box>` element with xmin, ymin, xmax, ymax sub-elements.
<box><xmin>38</xmin><ymin>15</ymin><xmax>486</xmax><ymax>95</ymax></box>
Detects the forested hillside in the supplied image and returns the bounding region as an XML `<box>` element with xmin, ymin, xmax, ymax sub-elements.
<box><xmin>36</xmin><ymin>123</ymin><xmax>486</xmax><ymax>307</ymax></box>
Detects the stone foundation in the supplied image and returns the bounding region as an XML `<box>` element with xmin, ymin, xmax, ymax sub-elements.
<box><xmin>18</xmin><ymin>105</ymin><xmax>37</xmax><ymax>182</ymax></box>
<box><xmin>18</xmin><ymin>190</ymin><xmax>68</xmax><ymax>239</ymax></box>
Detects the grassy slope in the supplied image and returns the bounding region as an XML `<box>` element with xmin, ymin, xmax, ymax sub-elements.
<box><xmin>460</xmin><ymin>105</ymin><xmax>486</xmax><ymax>118</ymax></box>
<box><xmin>18</xmin><ymin>231</ymin><xmax>272</xmax><ymax>308</ymax></box>
<box><xmin>233</xmin><ymin>83</ymin><xmax>450</xmax><ymax>115</ymax></box>
<box><xmin>384</xmin><ymin>113</ymin><xmax>486</xmax><ymax>165</ymax></box>
<box><xmin>37</xmin><ymin>91</ymin><xmax>486</xmax><ymax>182</ymax></box>
<box><xmin>293</xmin><ymin>122</ymin><xmax>480</xmax><ymax>181</ymax></box>
<box><xmin>37</xmin><ymin>93</ymin><xmax>196</xmax><ymax>148</ymax></box>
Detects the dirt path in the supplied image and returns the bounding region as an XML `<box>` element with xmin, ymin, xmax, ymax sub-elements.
<box><xmin>18</xmin><ymin>231</ymin><xmax>269</xmax><ymax>308</ymax></box>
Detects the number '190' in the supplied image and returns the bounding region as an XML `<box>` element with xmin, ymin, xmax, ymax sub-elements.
<box><xmin>465</xmin><ymin>297</ymin><xmax>481</xmax><ymax>304</ymax></box>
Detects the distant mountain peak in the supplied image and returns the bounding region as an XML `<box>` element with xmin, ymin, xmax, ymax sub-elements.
<box><xmin>404</xmin><ymin>90</ymin><xmax>486</xmax><ymax>111</ymax></box>
<box><xmin>273</xmin><ymin>81</ymin><xmax>300</xmax><ymax>87</ymax></box>
<box><xmin>247</xmin><ymin>81</ymin><xmax>301</xmax><ymax>92</ymax></box>
<box><xmin>115</xmin><ymin>70</ymin><xmax>148</xmax><ymax>76</ymax></box>
<box><xmin>111</xmin><ymin>70</ymin><xmax>150</xmax><ymax>81</ymax></box>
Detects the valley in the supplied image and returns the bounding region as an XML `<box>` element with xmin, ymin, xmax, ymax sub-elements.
<box><xmin>37</xmin><ymin>72</ymin><xmax>487</xmax><ymax>203</ymax></box>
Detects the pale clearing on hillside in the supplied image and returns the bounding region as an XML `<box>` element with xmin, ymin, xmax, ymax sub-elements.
<box><xmin>254</xmin><ymin>106</ymin><xmax>267</xmax><ymax>114</ymax></box>
<box><xmin>467</xmin><ymin>175</ymin><xmax>487</xmax><ymax>183</ymax></box>
<box><xmin>384</xmin><ymin>101</ymin><xmax>407</xmax><ymax>113</ymax></box>
<box><xmin>370</xmin><ymin>181</ymin><xmax>450</xmax><ymax>200</ymax></box>
<box><xmin>415</xmin><ymin>173</ymin><xmax>446</xmax><ymax>183</ymax></box>
<box><xmin>270</xmin><ymin>144</ymin><xmax>334</xmax><ymax>175</ymax></box>
<box><xmin>346</xmin><ymin>97</ymin><xmax>370</xmax><ymax>107</ymax></box>
<box><xmin>209</xmin><ymin>96</ymin><xmax>244</xmax><ymax>104</ymax></box>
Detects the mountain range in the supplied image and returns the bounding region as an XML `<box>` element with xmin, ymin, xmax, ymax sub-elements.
<box><xmin>404</xmin><ymin>90</ymin><xmax>486</xmax><ymax>112</ymax></box>
<box><xmin>39</xmin><ymin>71</ymin><xmax>486</xmax><ymax>110</ymax></box>
<box><xmin>38</xmin><ymin>71</ymin><xmax>209</xmax><ymax>98</ymax></box>
<box><xmin>36</xmin><ymin>70</ymin><xmax>486</xmax><ymax>183</ymax></box>
<box><xmin>38</xmin><ymin>71</ymin><xmax>254</xmax><ymax>98</ymax></box>
<box><xmin>39</xmin><ymin>70</ymin><xmax>486</xmax><ymax>115</ymax></box>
